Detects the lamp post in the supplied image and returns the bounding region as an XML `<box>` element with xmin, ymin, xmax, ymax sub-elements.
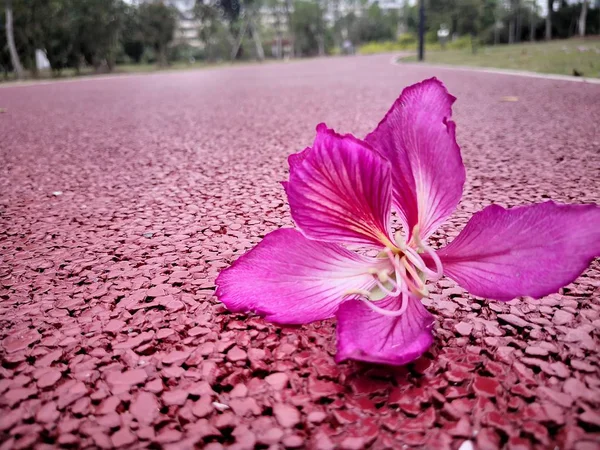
<box><xmin>418</xmin><ymin>0</ymin><xmax>425</xmax><ymax>61</ymax></box>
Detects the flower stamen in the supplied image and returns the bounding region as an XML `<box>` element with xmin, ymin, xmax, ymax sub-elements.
<box><xmin>420</xmin><ymin>245</ymin><xmax>443</xmax><ymax>280</ymax></box>
<box><xmin>343</xmin><ymin>288</ymin><xmax>374</xmax><ymax>299</ymax></box>
<box><xmin>372</xmin><ymin>273</ymin><xmax>402</xmax><ymax>297</ymax></box>
<box><xmin>347</xmin><ymin>228</ymin><xmax>445</xmax><ymax>318</ymax></box>
<box><xmin>358</xmin><ymin>293</ymin><xmax>408</xmax><ymax>317</ymax></box>
<box><xmin>403</xmin><ymin>245</ymin><xmax>442</xmax><ymax>281</ymax></box>
<box><xmin>400</xmin><ymin>257</ymin><xmax>429</xmax><ymax>297</ymax></box>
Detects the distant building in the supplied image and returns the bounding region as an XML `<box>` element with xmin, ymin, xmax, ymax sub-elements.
<box><xmin>260</xmin><ymin>0</ymin><xmax>405</xmax><ymax>30</ymax></box>
<box><xmin>174</xmin><ymin>7</ymin><xmax>203</xmax><ymax>48</ymax></box>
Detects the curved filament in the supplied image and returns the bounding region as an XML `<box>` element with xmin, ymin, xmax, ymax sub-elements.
<box><xmin>358</xmin><ymin>295</ymin><xmax>407</xmax><ymax>317</ymax></box>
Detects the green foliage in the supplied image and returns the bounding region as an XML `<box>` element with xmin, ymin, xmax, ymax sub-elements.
<box><xmin>75</xmin><ymin>0</ymin><xmax>126</xmax><ymax>70</ymax></box>
<box><xmin>196</xmin><ymin>0</ymin><xmax>234</xmax><ymax>61</ymax></box>
<box><xmin>0</xmin><ymin>8</ymin><xmax>12</xmax><ymax>75</ymax></box>
<box><xmin>7</xmin><ymin>0</ymin><xmax>126</xmax><ymax>72</ymax></box>
<box><xmin>455</xmin><ymin>0</ymin><xmax>482</xmax><ymax>36</ymax></box>
<box><xmin>218</xmin><ymin>0</ymin><xmax>242</xmax><ymax>22</ymax></box>
<box><xmin>3</xmin><ymin>0</ymin><xmax>178</xmax><ymax>74</ymax></box>
<box><xmin>358</xmin><ymin>32</ymin><xmax>421</xmax><ymax>54</ymax></box>
<box><xmin>552</xmin><ymin>3</ymin><xmax>600</xmax><ymax>38</ymax></box>
<box><xmin>337</xmin><ymin>3</ymin><xmax>399</xmax><ymax>45</ymax></box>
<box><xmin>138</xmin><ymin>2</ymin><xmax>177</xmax><ymax>67</ymax></box>
<box><xmin>122</xmin><ymin>3</ymin><xmax>145</xmax><ymax>64</ymax></box>
<box><xmin>358</xmin><ymin>40</ymin><xmax>406</xmax><ymax>54</ymax></box>
<box><xmin>397</xmin><ymin>33</ymin><xmax>417</xmax><ymax>47</ymax></box>
<box><xmin>358</xmin><ymin>33</ymin><xmax>481</xmax><ymax>55</ymax></box>
<box><xmin>291</xmin><ymin>0</ymin><xmax>328</xmax><ymax>56</ymax></box>
<box><xmin>354</xmin><ymin>3</ymin><xmax>397</xmax><ymax>43</ymax></box>
<box><xmin>40</xmin><ymin>1</ymin><xmax>77</xmax><ymax>72</ymax></box>
<box><xmin>397</xmin><ymin>0</ymin><xmax>600</xmax><ymax>45</ymax></box>
<box><xmin>203</xmin><ymin>22</ymin><xmax>235</xmax><ymax>61</ymax></box>
<box><xmin>447</xmin><ymin>35</ymin><xmax>474</xmax><ymax>49</ymax></box>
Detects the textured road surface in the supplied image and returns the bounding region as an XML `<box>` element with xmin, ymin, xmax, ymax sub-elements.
<box><xmin>1</xmin><ymin>54</ymin><xmax>599</xmax><ymax>450</ymax></box>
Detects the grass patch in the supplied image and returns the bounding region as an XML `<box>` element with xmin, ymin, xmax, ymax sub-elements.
<box><xmin>359</xmin><ymin>34</ymin><xmax>473</xmax><ymax>55</ymax></box>
<box><xmin>0</xmin><ymin>60</ymin><xmax>241</xmax><ymax>84</ymax></box>
<box><xmin>400</xmin><ymin>38</ymin><xmax>600</xmax><ymax>78</ymax></box>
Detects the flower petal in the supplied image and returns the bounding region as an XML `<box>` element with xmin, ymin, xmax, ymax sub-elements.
<box><xmin>215</xmin><ymin>228</ymin><xmax>387</xmax><ymax>324</ymax></box>
<box><xmin>437</xmin><ymin>202</ymin><xmax>600</xmax><ymax>301</ymax></box>
<box><xmin>285</xmin><ymin>124</ymin><xmax>393</xmax><ymax>247</ymax></box>
<box><xmin>335</xmin><ymin>295</ymin><xmax>435</xmax><ymax>366</ymax></box>
<box><xmin>366</xmin><ymin>78</ymin><xmax>465</xmax><ymax>240</ymax></box>
<box><xmin>288</xmin><ymin>146</ymin><xmax>311</xmax><ymax>170</ymax></box>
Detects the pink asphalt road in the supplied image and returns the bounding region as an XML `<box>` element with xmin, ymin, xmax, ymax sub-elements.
<box><xmin>1</xmin><ymin>54</ymin><xmax>599</xmax><ymax>449</ymax></box>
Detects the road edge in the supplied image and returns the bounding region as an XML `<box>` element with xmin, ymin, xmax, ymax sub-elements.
<box><xmin>391</xmin><ymin>54</ymin><xmax>600</xmax><ymax>85</ymax></box>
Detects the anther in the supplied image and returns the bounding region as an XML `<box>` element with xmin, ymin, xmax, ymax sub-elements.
<box><xmin>343</xmin><ymin>288</ymin><xmax>373</xmax><ymax>299</ymax></box>
<box><xmin>377</xmin><ymin>271</ymin><xmax>389</xmax><ymax>283</ymax></box>
<box><xmin>373</xmin><ymin>275</ymin><xmax>402</xmax><ymax>297</ymax></box>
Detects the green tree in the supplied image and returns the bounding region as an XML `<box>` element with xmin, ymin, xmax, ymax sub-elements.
<box><xmin>546</xmin><ymin>0</ymin><xmax>553</xmax><ymax>39</ymax></box>
<box><xmin>36</xmin><ymin>0</ymin><xmax>78</xmax><ymax>73</ymax></box>
<box><xmin>291</xmin><ymin>0</ymin><xmax>327</xmax><ymax>56</ymax></box>
<box><xmin>456</xmin><ymin>0</ymin><xmax>483</xmax><ymax>52</ymax></box>
<box><xmin>230</xmin><ymin>0</ymin><xmax>265</xmax><ymax>60</ymax></box>
<box><xmin>4</xmin><ymin>0</ymin><xmax>23</xmax><ymax>78</ymax></box>
<box><xmin>10</xmin><ymin>0</ymin><xmax>45</xmax><ymax>76</ymax></box>
<box><xmin>69</xmin><ymin>0</ymin><xmax>125</xmax><ymax>71</ymax></box>
<box><xmin>139</xmin><ymin>1</ymin><xmax>177</xmax><ymax>67</ymax></box>
<box><xmin>196</xmin><ymin>0</ymin><xmax>220</xmax><ymax>58</ymax></box>
<box><xmin>3</xmin><ymin>0</ymin><xmax>127</xmax><ymax>75</ymax></box>
<box><xmin>122</xmin><ymin>3</ymin><xmax>145</xmax><ymax>63</ymax></box>
<box><xmin>351</xmin><ymin>3</ymin><xmax>398</xmax><ymax>43</ymax></box>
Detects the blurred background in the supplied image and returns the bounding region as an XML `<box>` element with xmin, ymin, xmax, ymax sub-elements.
<box><xmin>2</xmin><ymin>0</ymin><xmax>599</xmax><ymax>80</ymax></box>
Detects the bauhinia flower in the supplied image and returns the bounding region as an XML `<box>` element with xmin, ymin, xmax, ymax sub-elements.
<box><xmin>216</xmin><ymin>78</ymin><xmax>600</xmax><ymax>366</ymax></box>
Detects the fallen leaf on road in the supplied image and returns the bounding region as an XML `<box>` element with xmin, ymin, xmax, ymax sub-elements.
<box><xmin>501</xmin><ymin>96</ymin><xmax>519</xmax><ymax>102</ymax></box>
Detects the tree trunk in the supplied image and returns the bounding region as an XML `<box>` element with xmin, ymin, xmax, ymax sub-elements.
<box><xmin>331</xmin><ymin>0</ymin><xmax>341</xmax><ymax>49</ymax></box>
<box><xmin>512</xmin><ymin>0</ymin><xmax>520</xmax><ymax>43</ymax></box>
<box><xmin>470</xmin><ymin>33</ymin><xmax>477</xmax><ymax>54</ymax></box>
<box><xmin>529</xmin><ymin>3</ymin><xmax>535</xmax><ymax>41</ymax></box>
<box><xmin>578</xmin><ymin>0</ymin><xmax>588</xmax><ymax>37</ymax></box>
<box><xmin>317</xmin><ymin>34</ymin><xmax>325</xmax><ymax>56</ymax></box>
<box><xmin>30</xmin><ymin>50</ymin><xmax>39</xmax><ymax>78</ymax></box>
<box><xmin>276</xmin><ymin>32</ymin><xmax>282</xmax><ymax>59</ymax></box>
<box><xmin>157</xmin><ymin>46</ymin><xmax>167</xmax><ymax>67</ymax></box>
<box><xmin>545</xmin><ymin>0</ymin><xmax>552</xmax><ymax>40</ymax></box>
<box><xmin>274</xmin><ymin>6</ymin><xmax>283</xmax><ymax>58</ymax></box>
<box><xmin>249</xmin><ymin>19</ymin><xmax>264</xmax><ymax>61</ymax></box>
<box><xmin>493</xmin><ymin>11</ymin><xmax>500</xmax><ymax>45</ymax></box>
<box><xmin>5</xmin><ymin>0</ymin><xmax>24</xmax><ymax>79</ymax></box>
<box><xmin>284</xmin><ymin>0</ymin><xmax>294</xmax><ymax>57</ymax></box>
<box><xmin>75</xmin><ymin>53</ymin><xmax>84</xmax><ymax>75</ymax></box>
<box><xmin>231</xmin><ymin>15</ymin><xmax>249</xmax><ymax>60</ymax></box>
<box><xmin>508</xmin><ymin>20</ymin><xmax>515</xmax><ymax>44</ymax></box>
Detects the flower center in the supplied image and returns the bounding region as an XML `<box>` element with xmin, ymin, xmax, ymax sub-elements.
<box><xmin>347</xmin><ymin>227</ymin><xmax>443</xmax><ymax>318</ymax></box>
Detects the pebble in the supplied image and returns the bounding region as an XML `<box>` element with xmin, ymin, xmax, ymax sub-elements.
<box><xmin>273</xmin><ymin>403</ymin><xmax>300</xmax><ymax>428</ymax></box>
<box><xmin>553</xmin><ymin>310</ymin><xmax>574</xmax><ymax>325</ymax></box>
<box><xmin>226</xmin><ymin>346</ymin><xmax>247</xmax><ymax>362</ymax></box>
<box><xmin>455</xmin><ymin>322</ymin><xmax>473</xmax><ymax>336</ymax></box>
<box><xmin>265</xmin><ymin>372</ymin><xmax>289</xmax><ymax>390</ymax></box>
<box><xmin>130</xmin><ymin>392</ymin><xmax>159</xmax><ymax>425</ymax></box>
<box><xmin>497</xmin><ymin>314</ymin><xmax>530</xmax><ymax>328</ymax></box>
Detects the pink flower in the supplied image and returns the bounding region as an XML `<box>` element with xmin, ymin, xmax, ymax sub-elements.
<box><xmin>216</xmin><ymin>78</ymin><xmax>600</xmax><ymax>366</ymax></box>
